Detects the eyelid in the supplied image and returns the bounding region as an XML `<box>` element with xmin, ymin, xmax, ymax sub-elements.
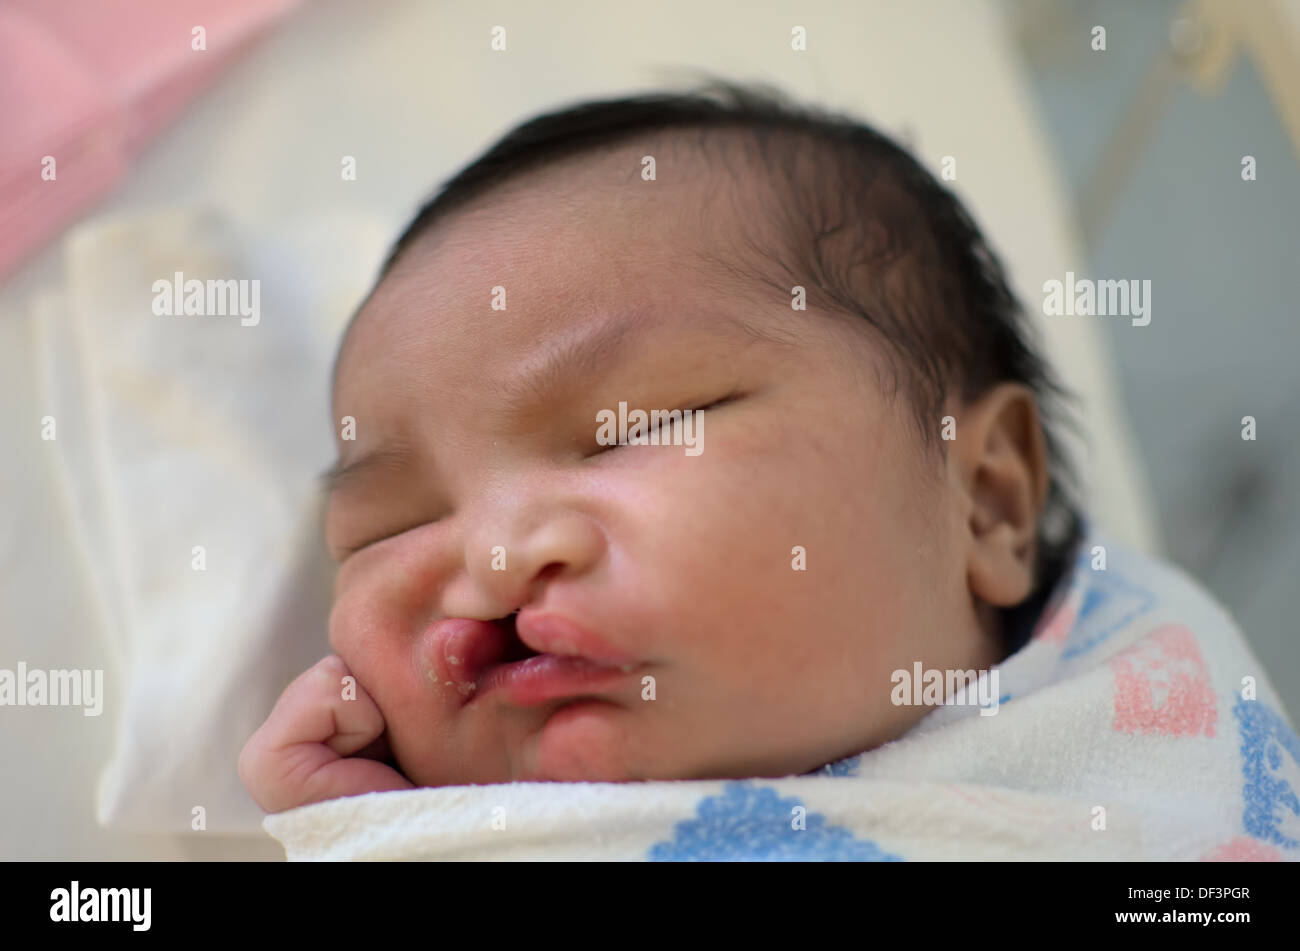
<box><xmin>588</xmin><ymin>393</ymin><xmax>736</xmax><ymax>456</ymax></box>
<box><xmin>335</xmin><ymin>513</ymin><xmax>446</xmax><ymax>559</ymax></box>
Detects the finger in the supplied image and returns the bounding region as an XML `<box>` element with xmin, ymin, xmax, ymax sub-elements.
<box><xmin>239</xmin><ymin>655</ymin><xmax>391</xmax><ymax>809</ymax></box>
<box><xmin>264</xmin><ymin>742</ymin><xmax>415</xmax><ymax>812</ymax></box>
<box><xmin>256</xmin><ymin>654</ymin><xmax>386</xmax><ymax>757</ymax></box>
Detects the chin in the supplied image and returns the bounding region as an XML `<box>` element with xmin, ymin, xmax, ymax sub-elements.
<box><xmin>522</xmin><ymin>698</ymin><xmax>642</xmax><ymax>782</ymax></box>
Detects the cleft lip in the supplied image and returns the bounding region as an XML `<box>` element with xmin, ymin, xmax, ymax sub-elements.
<box><xmin>429</xmin><ymin>617</ymin><xmax>509</xmax><ymax>700</ymax></box>
<box><xmin>428</xmin><ymin>611</ymin><xmax>641</xmax><ymax>708</ymax></box>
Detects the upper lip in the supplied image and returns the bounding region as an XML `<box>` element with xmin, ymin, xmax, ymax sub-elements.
<box><xmin>429</xmin><ymin>609</ymin><xmax>640</xmax><ymax>705</ymax></box>
<box><xmin>513</xmin><ymin>609</ymin><xmax>640</xmax><ymax>668</ymax></box>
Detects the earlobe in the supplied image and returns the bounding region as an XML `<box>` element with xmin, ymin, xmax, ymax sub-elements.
<box><xmin>968</xmin><ymin>523</ymin><xmax>1033</xmax><ymax>606</ymax></box>
<box><xmin>954</xmin><ymin>384</ymin><xmax>1049</xmax><ymax>608</ymax></box>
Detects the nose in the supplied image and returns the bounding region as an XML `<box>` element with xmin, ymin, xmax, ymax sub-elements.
<box><xmin>441</xmin><ymin>501</ymin><xmax>606</xmax><ymax>619</ymax></box>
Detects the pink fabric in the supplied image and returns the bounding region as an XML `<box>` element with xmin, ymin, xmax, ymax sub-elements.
<box><xmin>1201</xmin><ymin>836</ymin><xmax>1284</xmax><ymax>861</ymax></box>
<box><xmin>1110</xmin><ymin>623</ymin><xmax>1219</xmax><ymax>738</ymax></box>
<box><xmin>0</xmin><ymin>0</ymin><xmax>302</xmax><ymax>279</ymax></box>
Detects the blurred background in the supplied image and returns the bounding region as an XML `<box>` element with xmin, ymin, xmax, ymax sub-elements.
<box><xmin>1</xmin><ymin>0</ymin><xmax>1295</xmax><ymax>859</ymax></box>
<box><xmin>1010</xmin><ymin>0</ymin><xmax>1299</xmax><ymax>721</ymax></box>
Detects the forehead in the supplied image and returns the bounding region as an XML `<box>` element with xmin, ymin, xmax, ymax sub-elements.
<box><xmin>332</xmin><ymin>144</ymin><xmax>770</xmax><ymax>417</ymax></box>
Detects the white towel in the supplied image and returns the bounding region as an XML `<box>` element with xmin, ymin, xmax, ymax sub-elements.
<box><xmin>264</xmin><ymin>530</ymin><xmax>1300</xmax><ymax>860</ymax></box>
<box><xmin>34</xmin><ymin>207</ymin><xmax>389</xmax><ymax>833</ymax></box>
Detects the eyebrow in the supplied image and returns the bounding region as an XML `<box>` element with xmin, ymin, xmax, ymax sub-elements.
<box><xmin>494</xmin><ymin>307</ymin><xmax>650</xmax><ymax>415</ymax></box>
<box><xmin>325</xmin><ymin>305</ymin><xmax>776</xmax><ymax>498</ymax></box>
<box><xmin>322</xmin><ymin>314</ymin><xmax>641</xmax><ymax>498</ymax></box>
<box><xmin>494</xmin><ymin>302</ymin><xmax>790</xmax><ymax>417</ymax></box>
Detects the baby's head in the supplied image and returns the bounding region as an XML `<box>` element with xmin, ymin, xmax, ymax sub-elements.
<box><xmin>325</xmin><ymin>82</ymin><xmax>1079</xmax><ymax>785</ymax></box>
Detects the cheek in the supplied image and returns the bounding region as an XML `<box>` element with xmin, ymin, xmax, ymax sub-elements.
<box><xmin>622</xmin><ymin>403</ymin><xmax>947</xmax><ymax>682</ymax></box>
<box><xmin>598</xmin><ymin>418</ymin><xmax>862</xmax><ymax>663</ymax></box>
<box><xmin>329</xmin><ymin>566</ymin><xmax>397</xmax><ymax>667</ymax></box>
<box><xmin>328</xmin><ymin>533</ymin><xmax>448</xmax><ymax>661</ymax></box>
<box><xmin>327</xmin><ymin>574</ymin><xmax>431</xmax><ymax>726</ymax></box>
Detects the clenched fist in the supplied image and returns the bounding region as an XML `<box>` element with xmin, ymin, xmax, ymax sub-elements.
<box><xmin>239</xmin><ymin>655</ymin><xmax>414</xmax><ymax>813</ymax></box>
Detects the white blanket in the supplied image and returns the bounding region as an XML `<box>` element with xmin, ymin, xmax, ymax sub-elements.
<box><xmin>34</xmin><ymin>207</ymin><xmax>389</xmax><ymax>833</ymax></box>
<box><xmin>265</xmin><ymin>531</ymin><xmax>1300</xmax><ymax>860</ymax></box>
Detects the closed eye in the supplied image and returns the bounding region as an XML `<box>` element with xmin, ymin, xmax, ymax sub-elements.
<box><xmin>586</xmin><ymin>393</ymin><xmax>737</xmax><ymax>456</ymax></box>
<box><xmin>334</xmin><ymin>514</ymin><xmax>446</xmax><ymax>560</ymax></box>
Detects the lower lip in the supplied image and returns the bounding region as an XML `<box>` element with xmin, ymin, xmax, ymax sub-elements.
<box><xmin>470</xmin><ymin>654</ymin><xmax>639</xmax><ymax>707</ymax></box>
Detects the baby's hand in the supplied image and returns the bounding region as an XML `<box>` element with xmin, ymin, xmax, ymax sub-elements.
<box><xmin>238</xmin><ymin>654</ymin><xmax>414</xmax><ymax>813</ymax></box>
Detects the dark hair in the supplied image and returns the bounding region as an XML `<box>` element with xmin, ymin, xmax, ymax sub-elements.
<box><xmin>368</xmin><ymin>79</ymin><xmax>1083</xmax><ymax>651</ymax></box>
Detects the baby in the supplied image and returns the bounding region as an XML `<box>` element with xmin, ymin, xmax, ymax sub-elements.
<box><xmin>240</xmin><ymin>82</ymin><xmax>1085</xmax><ymax>813</ymax></box>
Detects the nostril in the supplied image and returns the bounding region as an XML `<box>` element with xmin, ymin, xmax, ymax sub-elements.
<box><xmin>534</xmin><ymin>563</ymin><xmax>565</xmax><ymax>587</ymax></box>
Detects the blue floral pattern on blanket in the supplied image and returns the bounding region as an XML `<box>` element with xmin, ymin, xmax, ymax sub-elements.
<box><xmin>647</xmin><ymin>781</ymin><xmax>903</xmax><ymax>861</ymax></box>
<box><xmin>1061</xmin><ymin>562</ymin><xmax>1156</xmax><ymax>660</ymax></box>
<box><xmin>1235</xmin><ymin>696</ymin><xmax>1300</xmax><ymax>849</ymax></box>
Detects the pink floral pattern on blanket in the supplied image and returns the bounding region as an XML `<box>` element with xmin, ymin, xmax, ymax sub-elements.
<box><xmin>1110</xmin><ymin>624</ymin><xmax>1217</xmax><ymax>738</ymax></box>
<box><xmin>1199</xmin><ymin>836</ymin><xmax>1283</xmax><ymax>861</ymax></box>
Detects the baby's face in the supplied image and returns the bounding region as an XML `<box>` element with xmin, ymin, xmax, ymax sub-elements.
<box><xmin>327</xmin><ymin>147</ymin><xmax>1003</xmax><ymax>784</ymax></box>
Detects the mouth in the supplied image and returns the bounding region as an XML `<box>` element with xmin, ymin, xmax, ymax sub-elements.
<box><xmin>431</xmin><ymin>612</ymin><xmax>642</xmax><ymax>708</ymax></box>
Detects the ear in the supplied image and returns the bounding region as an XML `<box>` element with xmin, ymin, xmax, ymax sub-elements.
<box><xmin>949</xmin><ymin>383</ymin><xmax>1050</xmax><ymax>607</ymax></box>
